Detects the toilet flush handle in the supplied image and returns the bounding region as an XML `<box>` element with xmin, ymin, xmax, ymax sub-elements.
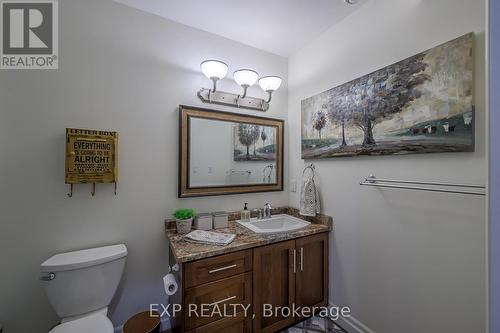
<box><xmin>40</xmin><ymin>272</ymin><xmax>56</xmax><ymax>281</ymax></box>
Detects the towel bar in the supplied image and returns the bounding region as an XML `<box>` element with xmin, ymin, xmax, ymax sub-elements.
<box><xmin>360</xmin><ymin>175</ymin><xmax>486</xmax><ymax>196</ymax></box>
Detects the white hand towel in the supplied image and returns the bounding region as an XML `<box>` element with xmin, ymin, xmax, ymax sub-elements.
<box><xmin>300</xmin><ymin>176</ymin><xmax>321</xmax><ymax>217</ymax></box>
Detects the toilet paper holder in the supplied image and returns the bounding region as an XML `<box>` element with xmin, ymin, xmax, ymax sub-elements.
<box><xmin>168</xmin><ymin>264</ymin><xmax>179</xmax><ymax>273</ymax></box>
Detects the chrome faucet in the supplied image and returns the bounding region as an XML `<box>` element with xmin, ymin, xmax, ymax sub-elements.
<box><xmin>264</xmin><ymin>203</ymin><xmax>272</xmax><ymax>217</ymax></box>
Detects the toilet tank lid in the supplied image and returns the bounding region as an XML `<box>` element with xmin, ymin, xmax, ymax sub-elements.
<box><xmin>41</xmin><ymin>244</ymin><xmax>127</xmax><ymax>272</ymax></box>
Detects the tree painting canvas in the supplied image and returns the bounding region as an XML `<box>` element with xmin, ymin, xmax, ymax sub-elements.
<box><xmin>233</xmin><ymin>124</ymin><xmax>276</xmax><ymax>161</ymax></box>
<box><xmin>301</xmin><ymin>33</ymin><xmax>474</xmax><ymax>159</ymax></box>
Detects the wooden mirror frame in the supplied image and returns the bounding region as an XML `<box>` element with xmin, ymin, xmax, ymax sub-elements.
<box><xmin>179</xmin><ymin>105</ymin><xmax>284</xmax><ymax>198</ymax></box>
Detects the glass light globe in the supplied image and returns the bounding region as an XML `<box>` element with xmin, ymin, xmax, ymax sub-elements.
<box><xmin>233</xmin><ymin>69</ymin><xmax>259</xmax><ymax>87</ymax></box>
<box><xmin>200</xmin><ymin>60</ymin><xmax>228</xmax><ymax>80</ymax></box>
<box><xmin>259</xmin><ymin>76</ymin><xmax>282</xmax><ymax>92</ymax></box>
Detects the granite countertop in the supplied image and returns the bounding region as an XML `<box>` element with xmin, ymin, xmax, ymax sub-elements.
<box><xmin>165</xmin><ymin>207</ymin><xmax>333</xmax><ymax>263</ymax></box>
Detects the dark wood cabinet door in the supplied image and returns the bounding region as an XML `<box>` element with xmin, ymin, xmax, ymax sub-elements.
<box><xmin>295</xmin><ymin>233</ymin><xmax>328</xmax><ymax>309</ymax></box>
<box><xmin>253</xmin><ymin>240</ymin><xmax>296</xmax><ymax>333</ymax></box>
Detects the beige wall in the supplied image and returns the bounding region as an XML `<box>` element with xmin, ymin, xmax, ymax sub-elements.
<box><xmin>0</xmin><ymin>1</ymin><xmax>288</xmax><ymax>331</ymax></box>
<box><xmin>288</xmin><ymin>0</ymin><xmax>486</xmax><ymax>332</ymax></box>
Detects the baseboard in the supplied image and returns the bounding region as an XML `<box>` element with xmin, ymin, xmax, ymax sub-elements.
<box><xmin>114</xmin><ymin>316</ymin><xmax>171</xmax><ymax>333</ymax></box>
<box><xmin>329</xmin><ymin>304</ymin><xmax>375</xmax><ymax>333</ymax></box>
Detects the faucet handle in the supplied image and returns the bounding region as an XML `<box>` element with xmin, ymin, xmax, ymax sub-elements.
<box><xmin>252</xmin><ymin>208</ymin><xmax>262</xmax><ymax>219</ymax></box>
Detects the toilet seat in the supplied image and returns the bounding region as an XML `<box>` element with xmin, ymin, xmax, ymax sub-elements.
<box><xmin>49</xmin><ymin>314</ymin><xmax>113</xmax><ymax>333</ymax></box>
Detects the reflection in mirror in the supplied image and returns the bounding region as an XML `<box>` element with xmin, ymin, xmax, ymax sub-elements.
<box><xmin>190</xmin><ymin>118</ymin><xmax>277</xmax><ymax>187</ymax></box>
<box><xmin>179</xmin><ymin>105</ymin><xmax>283</xmax><ymax>198</ymax></box>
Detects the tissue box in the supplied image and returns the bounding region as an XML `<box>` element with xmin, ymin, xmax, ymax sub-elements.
<box><xmin>212</xmin><ymin>211</ymin><xmax>229</xmax><ymax>229</ymax></box>
<box><xmin>194</xmin><ymin>213</ymin><xmax>212</xmax><ymax>230</ymax></box>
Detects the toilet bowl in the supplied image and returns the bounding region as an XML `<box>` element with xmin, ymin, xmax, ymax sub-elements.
<box><xmin>41</xmin><ymin>244</ymin><xmax>127</xmax><ymax>333</ymax></box>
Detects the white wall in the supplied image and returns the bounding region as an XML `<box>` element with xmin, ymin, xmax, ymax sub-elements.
<box><xmin>0</xmin><ymin>1</ymin><xmax>288</xmax><ymax>331</ymax></box>
<box><xmin>288</xmin><ymin>1</ymin><xmax>486</xmax><ymax>332</ymax></box>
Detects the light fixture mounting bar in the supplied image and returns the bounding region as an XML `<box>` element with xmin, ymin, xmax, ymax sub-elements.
<box><xmin>198</xmin><ymin>88</ymin><xmax>269</xmax><ymax>111</ymax></box>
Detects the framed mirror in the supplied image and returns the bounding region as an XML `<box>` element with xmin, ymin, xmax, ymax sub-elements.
<box><xmin>179</xmin><ymin>105</ymin><xmax>284</xmax><ymax>197</ymax></box>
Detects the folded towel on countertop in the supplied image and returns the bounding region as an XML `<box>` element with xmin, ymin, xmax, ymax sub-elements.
<box><xmin>184</xmin><ymin>230</ymin><xmax>236</xmax><ymax>246</ymax></box>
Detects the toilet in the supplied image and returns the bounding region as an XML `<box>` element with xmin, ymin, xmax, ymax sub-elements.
<box><xmin>40</xmin><ymin>244</ymin><xmax>127</xmax><ymax>333</ymax></box>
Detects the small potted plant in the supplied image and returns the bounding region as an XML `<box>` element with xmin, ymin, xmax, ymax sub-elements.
<box><xmin>173</xmin><ymin>208</ymin><xmax>196</xmax><ymax>234</ymax></box>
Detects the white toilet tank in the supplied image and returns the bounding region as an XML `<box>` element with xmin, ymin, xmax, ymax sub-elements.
<box><xmin>41</xmin><ymin>244</ymin><xmax>127</xmax><ymax>319</ymax></box>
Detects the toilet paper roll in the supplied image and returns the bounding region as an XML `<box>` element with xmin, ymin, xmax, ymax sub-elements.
<box><xmin>163</xmin><ymin>273</ymin><xmax>178</xmax><ymax>296</ymax></box>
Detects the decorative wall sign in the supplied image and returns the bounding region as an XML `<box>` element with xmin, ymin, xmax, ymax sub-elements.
<box><xmin>65</xmin><ymin>128</ymin><xmax>118</xmax><ymax>196</ymax></box>
<box><xmin>301</xmin><ymin>33</ymin><xmax>475</xmax><ymax>159</ymax></box>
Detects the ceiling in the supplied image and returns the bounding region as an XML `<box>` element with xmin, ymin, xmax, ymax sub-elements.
<box><xmin>114</xmin><ymin>0</ymin><xmax>367</xmax><ymax>57</ymax></box>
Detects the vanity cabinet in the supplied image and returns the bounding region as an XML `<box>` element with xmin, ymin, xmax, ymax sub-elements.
<box><xmin>170</xmin><ymin>232</ymin><xmax>328</xmax><ymax>333</ymax></box>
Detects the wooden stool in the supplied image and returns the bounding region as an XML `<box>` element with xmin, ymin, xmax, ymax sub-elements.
<box><xmin>123</xmin><ymin>311</ymin><xmax>161</xmax><ymax>333</ymax></box>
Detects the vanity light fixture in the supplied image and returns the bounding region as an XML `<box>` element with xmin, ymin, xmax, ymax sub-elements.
<box><xmin>200</xmin><ymin>60</ymin><xmax>228</xmax><ymax>92</ymax></box>
<box><xmin>233</xmin><ymin>69</ymin><xmax>259</xmax><ymax>99</ymax></box>
<box><xmin>259</xmin><ymin>76</ymin><xmax>282</xmax><ymax>103</ymax></box>
<box><xmin>197</xmin><ymin>60</ymin><xmax>281</xmax><ymax>111</ymax></box>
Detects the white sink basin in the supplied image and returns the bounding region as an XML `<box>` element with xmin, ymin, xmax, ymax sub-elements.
<box><xmin>236</xmin><ymin>214</ymin><xmax>311</xmax><ymax>234</ymax></box>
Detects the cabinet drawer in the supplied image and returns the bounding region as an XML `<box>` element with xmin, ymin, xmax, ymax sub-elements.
<box><xmin>185</xmin><ymin>272</ymin><xmax>252</xmax><ymax>330</ymax></box>
<box><xmin>185</xmin><ymin>250</ymin><xmax>252</xmax><ymax>288</ymax></box>
<box><xmin>186</xmin><ymin>311</ymin><xmax>251</xmax><ymax>333</ymax></box>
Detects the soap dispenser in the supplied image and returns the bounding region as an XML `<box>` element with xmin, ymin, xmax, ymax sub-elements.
<box><xmin>240</xmin><ymin>203</ymin><xmax>251</xmax><ymax>222</ymax></box>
